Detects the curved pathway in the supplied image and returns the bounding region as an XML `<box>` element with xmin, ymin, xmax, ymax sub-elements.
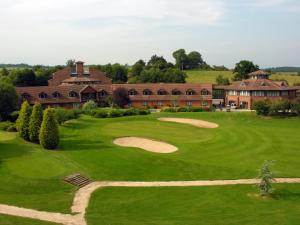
<box><xmin>1</xmin><ymin>178</ymin><xmax>300</xmax><ymax>225</ymax></box>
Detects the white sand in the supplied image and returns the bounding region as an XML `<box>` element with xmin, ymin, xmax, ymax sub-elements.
<box><xmin>113</xmin><ymin>137</ymin><xmax>178</xmax><ymax>153</ymax></box>
<box><xmin>158</xmin><ymin>117</ymin><xmax>219</xmax><ymax>129</ymax></box>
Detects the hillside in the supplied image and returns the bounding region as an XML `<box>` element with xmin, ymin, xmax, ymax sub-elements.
<box><xmin>186</xmin><ymin>69</ymin><xmax>300</xmax><ymax>85</ymax></box>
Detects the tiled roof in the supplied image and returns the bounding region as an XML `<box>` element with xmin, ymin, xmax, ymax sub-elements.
<box><xmin>248</xmin><ymin>70</ymin><xmax>270</xmax><ymax>76</ymax></box>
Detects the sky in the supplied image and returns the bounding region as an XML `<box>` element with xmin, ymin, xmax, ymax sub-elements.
<box><xmin>0</xmin><ymin>0</ymin><xmax>299</xmax><ymax>68</ymax></box>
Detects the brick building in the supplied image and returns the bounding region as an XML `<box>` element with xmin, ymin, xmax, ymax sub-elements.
<box><xmin>16</xmin><ymin>61</ymin><xmax>213</xmax><ymax>109</ymax></box>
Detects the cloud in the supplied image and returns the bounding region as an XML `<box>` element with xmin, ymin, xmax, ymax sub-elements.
<box><xmin>249</xmin><ymin>0</ymin><xmax>300</xmax><ymax>12</ymax></box>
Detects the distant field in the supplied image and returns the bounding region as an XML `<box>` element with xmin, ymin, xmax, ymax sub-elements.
<box><xmin>186</xmin><ymin>70</ymin><xmax>300</xmax><ymax>85</ymax></box>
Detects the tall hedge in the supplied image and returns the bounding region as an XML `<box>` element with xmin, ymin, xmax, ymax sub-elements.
<box><xmin>39</xmin><ymin>108</ymin><xmax>59</xmax><ymax>150</ymax></box>
<box><xmin>29</xmin><ymin>103</ymin><xmax>43</xmax><ymax>143</ymax></box>
<box><xmin>16</xmin><ymin>101</ymin><xmax>31</xmax><ymax>141</ymax></box>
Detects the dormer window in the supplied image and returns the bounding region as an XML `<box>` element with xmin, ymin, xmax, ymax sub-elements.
<box><xmin>69</xmin><ymin>91</ymin><xmax>78</xmax><ymax>98</ymax></box>
<box><xmin>128</xmin><ymin>89</ymin><xmax>137</xmax><ymax>96</ymax></box>
<box><xmin>39</xmin><ymin>92</ymin><xmax>47</xmax><ymax>99</ymax></box>
<box><xmin>52</xmin><ymin>91</ymin><xmax>61</xmax><ymax>98</ymax></box>
<box><xmin>186</xmin><ymin>89</ymin><xmax>196</xmax><ymax>95</ymax></box>
<box><xmin>22</xmin><ymin>93</ymin><xmax>31</xmax><ymax>100</ymax></box>
<box><xmin>172</xmin><ymin>89</ymin><xmax>181</xmax><ymax>95</ymax></box>
<box><xmin>143</xmin><ymin>89</ymin><xmax>152</xmax><ymax>96</ymax></box>
<box><xmin>201</xmin><ymin>89</ymin><xmax>210</xmax><ymax>95</ymax></box>
<box><xmin>157</xmin><ymin>89</ymin><xmax>167</xmax><ymax>95</ymax></box>
<box><xmin>240</xmin><ymin>82</ymin><xmax>246</xmax><ymax>87</ymax></box>
<box><xmin>99</xmin><ymin>90</ymin><xmax>108</xmax><ymax>97</ymax></box>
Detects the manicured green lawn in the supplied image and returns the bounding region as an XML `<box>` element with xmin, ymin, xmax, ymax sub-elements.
<box><xmin>186</xmin><ymin>69</ymin><xmax>300</xmax><ymax>85</ymax></box>
<box><xmin>0</xmin><ymin>215</ymin><xmax>58</xmax><ymax>225</ymax></box>
<box><xmin>0</xmin><ymin>112</ymin><xmax>300</xmax><ymax>224</ymax></box>
<box><xmin>86</xmin><ymin>184</ymin><xmax>300</xmax><ymax>225</ymax></box>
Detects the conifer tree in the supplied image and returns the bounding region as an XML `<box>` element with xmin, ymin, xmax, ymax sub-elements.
<box><xmin>29</xmin><ymin>103</ymin><xmax>43</xmax><ymax>143</ymax></box>
<box><xmin>39</xmin><ymin>108</ymin><xmax>59</xmax><ymax>150</ymax></box>
<box><xmin>16</xmin><ymin>101</ymin><xmax>31</xmax><ymax>141</ymax></box>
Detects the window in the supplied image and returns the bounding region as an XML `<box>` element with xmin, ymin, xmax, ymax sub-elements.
<box><xmin>22</xmin><ymin>93</ymin><xmax>30</xmax><ymax>100</ymax></box>
<box><xmin>201</xmin><ymin>89</ymin><xmax>209</xmax><ymax>95</ymax></box>
<box><xmin>52</xmin><ymin>92</ymin><xmax>61</xmax><ymax>98</ymax></box>
<box><xmin>157</xmin><ymin>101</ymin><xmax>163</xmax><ymax>106</ymax></box>
<box><xmin>38</xmin><ymin>92</ymin><xmax>47</xmax><ymax>99</ymax></box>
<box><xmin>202</xmin><ymin>101</ymin><xmax>208</xmax><ymax>107</ymax></box>
<box><xmin>128</xmin><ymin>89</ymin><xmax>137</xmax><ymax>96</ymax></box>
<box><xmin>157</xmin><ymin>89</ymin><xmax>167</xmax><ymax>95</ymax></box>
<box><xmin>186</xmin><ymin>101</ymin><xmax>193</xmax><ymax>106</ymax></box>
<box><xmin>143</xmin><ymin>89</ymin><xmax>152</xmax><ymax>96</ymax></box>
<box><xmin>252</xmin><ymin>91</ymin><xmax>264</xmax><ymax>96</ymax></box>
<box><xmin>228</xmin><ymin>90</ymin><xmax>238</xmax><ymax>96</ymax></box>
<box><xmin>99</xmin><ymin>90</ymin><xmax>108</xmax><ymax>97</ymax></box>
<box><xmin>143</xmin><ymin>101</ymin><xmax>148</xmax><ymax>106</ymax></box>
<box><xmin>69</xmin><ymin>91</ymin><xmax>78</xmax><ymax>98</ymax></box>
<box><xmin>281</xmin><ymin>91</ymin><xmax>288</xmax><ymax>96</ymax></box>
<box><xmin>186</xmin><ymin>89</ymin><xmax>196</xmax><ymax>96</ymax></box>
<box><xmin>267</xmin><ymin>91</ymin><xmax>280</xmax><ymax>97</ymax></box>
<box><xmin>171</xmin><ymin>100</ymin><xmax>178</xmax><ymax>107</ymax></box>
<box><xmin>172</xmin><ymin>89</ymin><xmax>181</xmax><ymax>95</ymax></box>
<box><xmin>240</xmin><ymin>91</ymin><xmax>250</xmax><ymax>96</ymax></box>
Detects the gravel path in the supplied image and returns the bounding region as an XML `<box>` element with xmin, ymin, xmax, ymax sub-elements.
<box><xmin>1</xmin><ymin>178</ymin><xmax>300</xmax><ymax>225</ymax></box>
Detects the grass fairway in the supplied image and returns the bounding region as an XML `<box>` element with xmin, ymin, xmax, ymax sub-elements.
<box><xmin>0</xmin><ymin>112</ymin><xmax>300</xmax><ymax>224</ymax></box>
<box><xmin>86</xmin><ymin>184</ymin><xmax>300</xmax><ymax>225</ymax></box>
<box><xmin>186</xmin><ymin>69</ymin><xmax>300</xmax><ymax>85</ymax></box>
<box><xmin>0</xmin><ymin>215</ymin><xmax>58</xmax><ymax>225</ymax></box>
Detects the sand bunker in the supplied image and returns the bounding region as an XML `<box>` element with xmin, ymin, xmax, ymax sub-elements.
<box><xmin>113</xmin><ymin>137</ymin><xmax>178</xmax><ymax>153</ymax></box>
<box><xmin>158</xmin><ymin>117</ymin><xmax>218</xmax><ymax>129</ymax></box>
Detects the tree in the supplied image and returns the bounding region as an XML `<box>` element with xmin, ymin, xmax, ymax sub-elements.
<box><xmin>10</xmin><ymin>69</ymin><xmax>36</xmax><ymax>87</ymax></box>
<box><xmin>112</xmin><ymin>88</ymin><xmax>130</xmax><ymax>108</ymax></box>
<box><xmin>0</xmin><ymin>79</ymin><xmax>18</xmax><ymax>121</ymax></box>
<box><xmin>257</xmin><ymin>161</ymin><xmax>275</xmax><ymax>196</ymax></box>
<box><xmin>131</xmin><ymin>60</ymin><xmax>146</xmax><ymax>77</ymax></box>
<box><xmin>147</xmin><ymin>55</ymin><xmax>169</xmax><ymax>70</ymax></box>
<box><xmin>139</xmin><ymin>68</ymin><xmax>163</xmax><ymax>83</ymax></box>
<box><xmin>16</xmin><ymin>101</ymin><xmax>31</xmax><ymax>141</ymax></box>
<box><xmin>187</xmin><ymin>51</ymin><xmax>205</xmax><ymax>69</ymax></box>
<box><xmin>172</xmin><ymin>49</ymin><xmax>189</xmax><ymax>70</ymax></box>
<box><xmin>66</xmin><ymin>59</ymin><xmax>76</xmax><ymax>67</ymax></box>
<box><xmin>82</xmin><ymin>100</ymin><xmax>98</xmax><ymax>112</ymax></box>
<box><xmin>29</xmin><ymin>103</ymin><xmax>43</xmax><ymax>143</ymax></box>
<box><xmin>216</xmin><ymin>75</ymin><xmax>230</xmax><ymax>85</ymax></box>
<box><xmin>1</xmin><ymin>67</ymin><xmax>9</xmax><ymax>76</ymax></box>
<box><xmin>111</xmin><ymin>64</ymin><xmax>128</xmax><ymax>83</ymax></box>
<box><xmin>163</xmin><ymin>68</ymin><xmax>186</xmax><ymax>83</ymax></box>
<box><xmin>252</xmin><ymin>101</ymin><xmax>270</xmax><ymax>116</ymax></box>
<box><xmin>39</xmin><ymin>108</ymin><xmax>59</xmax><ymax>150</ymax></box>
<box><xmin>233</xmin><ymin>60</ymin><xmax>259</xmax><ymax>81</ymax></box>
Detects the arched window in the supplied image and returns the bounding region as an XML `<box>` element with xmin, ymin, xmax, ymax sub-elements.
<box><xmin>172</xmin><ymin>89</ymin><xmax>181</xmax><ymax>95</ymax></box>
<box><xmin>69</xmin><ymin>91</ymin><xmax>78</xmax><ymax>98</ymax></box>
<box><xmin>157</xmin><ymin>89</ymin><xmax>167</xmax><ymax>95</ymax></box>
<box><xmin>201</xmin><ymin>89</ymin><xmax>210</xmax><ymax>95</ymax></box>
<box><xmin>186</xmin><ymin>89</ymin><xmax>196</xmax><ymax>95</ymax></box>
<box><xmin>128</xmin><ymin>89</ymin><xmax>137</xmax><ymax>96</ymax></box>
<box><xmin>52</xmin><ymin>91</ymin><xmax>61</xmax><ymax>98</ymax></box>
<box><xmin>38</xmin><ymin>92</ymin><xmax>47</xmax><ymax>99</ymax></box>
<box><xmin>99</xmin><ymin>90</ymin><xmax>108</xmax><ymax>97</ymax></box>
<box><xmin>143</xmin><ymin>89</ymin><xmax>152</xmax><ymax>96</ymax></box>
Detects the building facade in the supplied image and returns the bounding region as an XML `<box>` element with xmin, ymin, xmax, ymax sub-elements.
<box><xmin>223</xmin><ymin>70</ymin><xmax>298</xmax><ymax>109</ymax></box>
<box><xmin>16</xmin><ymin>61</ymin><xmax>213</xmax><ymax>109</ymax></box>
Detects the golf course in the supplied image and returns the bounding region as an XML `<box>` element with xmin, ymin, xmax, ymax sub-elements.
<box><xmin>0</xmin><ymin>112</ymin><xmax>300</xmax><ymax>224</ymax></box>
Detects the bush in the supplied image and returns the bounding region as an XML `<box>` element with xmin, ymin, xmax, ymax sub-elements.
<box><xmin>0</xmin><ymin>121</ymin><xmax>14</xmax><ymax>131</ymax></box>
<box><xmin>82</xmin><ymin>100</ymin><xmax>98</xmax><ymax>114</ymax></box>
<box><xmin>6</xmin><ymin>124</ymin><xmax>17</xmax><ymax>132</ymax></box>
<box><xmin>29</xmin><ymin>103</ymin><xmax>43</xmax><ymax>143</ymax></box>
<box><xmin>108</xmin><ymin>109</ymin><xmax>124</xmax><ymax>118</ymax></box>
<box><xmin>177</xmin><ymin>107</ymin><xmax>188</xmax><ymax>112</ymax></box>
<box><xmin>8</xmin><ymin>111</ymin><xmax>19</xmax><ymax>122</ymax></box>
<box><xmin>123</xmin><ymin>108</ymin><xmax>139</xmax><ymax>116</ymax></box>
<box><xmin>253</xmin><ymin>101</ymin><xmax>270</xmax><ymax>116</ymax></box>
<box><xmin>269</xmin><ymin>100</ymin><xmax>290</xmax><ymax>116</ymax></box>
<box><xmin>39</xmin><ymin>108</ymin><xmax>59</xmax><ymax>150</ymax></box>
<box><xmin>162</xmin><ymin>107</ymin><xmax>178</xmax><ymax>112</ymax></box>
<box><xmin>93</xmin><ymin>109</ymin><xmax>108</xmax><ymax>118</ymax></box>
<box><xmin>54</xmin><ymin>108</ymin><xmax>81</xmax><ymax>125</ymax></box>
<box><xmin>16</xmin><ymin>101</ymin><xmax>31</xmax><ymax>141</ymax></box>
<box><xmin>138</xmin><ymin>109</ymin><xmax>150</xmax><ymax>115</ymax></box>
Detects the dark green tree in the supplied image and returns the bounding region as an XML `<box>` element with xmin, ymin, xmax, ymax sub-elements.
<box><xmin>29</xmin><ymin>103</ymin><xmax>43</xmax><ymax>143</ymax></box>
<box><xmin>131</xmin><ymin>60</ymin><xmax>146</xmax><ymax>77</ymax></box>
<box><xmin>233</xmin><ymin>60</ymin><xmax>259</xmax><ymax>81</ymax></box>
<box><xmin>112</xmin><ymin>88</ymin><xmax>130</xmax><ymax>108</ymax></box>
<box><xmin>111</xmin><ymin>64</ymin><xmax>128</xmax><ymax>83</ymax></box>
<box><xmin>39</xmin><ymin>108</ymin><xmax>59</xmax><ymax>150</ymax></box>
<box><xmin>1</xmin><ymin>67</ymin><xmax>9</xmax><ymax>76</ymax></box>
<box><xmin>172</xmin><ymin>49</ymin><xmax>189</xmax><ymax>70</ymax></box>
<box><xmin>16</xmin><ymin>101</ymin><xmax>31</xmax><ymax>141</ymax></box>
<box><xmin>10</xmin><ymin>69</ymin><xmax>36</xmax><ymax>86</ymax></box>
<box><xmin>187</xmin><ymin>51</ymin><xmax>205</xmax><ymax>69</ymax></box>
<box><xmin>0</xmin><ymin>79</ymin><xmax>18</xmax><ymax>121</ymax></box>
<box><xmin>66</xmin><ymin>59</ymin><xmax>76</xmax><ymax>67</ymax></box>
<box><xmin>257</xmin><ymin>161</ymin><xmax>275</xmax><ymax>196</ymax></box>
<box><xmin>216</xmin><ymin>75</ymin><xmax>230</xmax><ymax>85</ymax></box>
<box><xmin>163</xmin><ymin>68</ymin><xmax>186</xmax><ymax>83</ymax></box>
<box><xmin>147</xmin><ymin>55</ymin><xmax>169</xmax><ymax>70</ymax></box>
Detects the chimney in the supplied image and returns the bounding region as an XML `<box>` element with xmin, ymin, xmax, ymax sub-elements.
<box><xmin>76</xmin><ymin>61</ymin><xmax>84</xmax><ymax>77</ymax></box>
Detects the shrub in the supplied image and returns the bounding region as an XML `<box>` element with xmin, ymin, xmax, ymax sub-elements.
<box><xmin>253</xmin><ymin>101</ymin><xmax>270</xmax><ymax>116</ymax></box>
<box><xmin>138</xmin><ymin>109</ymin><xmax>150</xmax><ymax>115</ymax></box>
<box><xmin>291</xmin><ymin>98</ymin><xmax>300</xmax><ymax>114</ymax></box>
<box><xmin>162</xmin><ymin>107</ymin><xmax>178</xmax><ymax>112</ymax></box>
<box><xmin>191</xmin><ymin>107</ymin><xmax>205</xmax><ymax>112</ymax></box>
<box><xmin>16</xmin><ymin>101</ymin><xmax>31</xmax><ymax>141</ymax></box>
<box><xmin>123</xmin><ymin>108</ymin><xmax>139</xmax><ymax>116</ymax></box>
<box><xmin>6</xmin><ymin>124</ymin><xmax>17</xmax><ymax>132</ymax></box>
<box><xmin>269</xmin><ymin>100</ymin><xmax>290</xmax><ymax>116</ymax></box>
<box><xmin>108</xmin><ymin>109</ymin><xmax>124</xmax><ymax>118</ymax></box>
<box><xmin>39</xmin><ymin>108</ymin><xmax>59</xmax><ymax>150</ymax></box>
<box><xmin>54</xmin><ymin>108</ymin><xmax>81</xmax><ymax>125</ymax></box>
<box><xmin>257</xmin><ymin>161</ymin><xmax>275</xmax><ymax>196</ymax></box>
<box><xmin>177</xmin><ymin>107</ymin><xmax>188</xmax><ymax>112</ymax></box>
<box><xmin>93</xmin><ymin>110</ymin><xmax>108</xmax><ymax>118</ymax></box>
<box><xmin>8</xmin><ymin>111</ymin><xmax>19</xmax><ymax>122</ymax></box>
<box><xmin>0</xmin><ymin>121</ymin><xmax>14</xmax><ymax>131</ymax></box>
<box><xmin>82</xmin><ymin>100</ymin><xmax>98</xmax><ymax>114</ymax></box>
<box><xmin>29</xmin><ymin>103</ymin><xmax>43</xmax><ymax>143</ymax></box>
